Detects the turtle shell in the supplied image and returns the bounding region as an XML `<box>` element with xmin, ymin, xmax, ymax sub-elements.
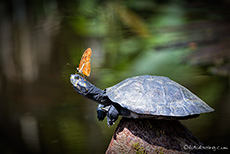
<box><xmin>106</xmin><ymin>75</ymin><xmax>214</xmax><ymax>117</ymax></box>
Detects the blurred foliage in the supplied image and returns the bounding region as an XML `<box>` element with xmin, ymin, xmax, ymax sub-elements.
<box><xmin>0</xmin><ymin>0</ymin><xmax>229</xmax><ymax>153</ymax></box>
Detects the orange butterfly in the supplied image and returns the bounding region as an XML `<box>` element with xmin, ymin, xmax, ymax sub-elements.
<box><xmin>76</xmin><ymin>48</ymin><xmax>92</xmax><ymax>77</ymax></box>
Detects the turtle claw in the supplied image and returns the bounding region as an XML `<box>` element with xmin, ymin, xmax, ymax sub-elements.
<box><xmin>107</xmin><ymin>120</ymin><xmax>114</xmax><ymax>127</ymax></box>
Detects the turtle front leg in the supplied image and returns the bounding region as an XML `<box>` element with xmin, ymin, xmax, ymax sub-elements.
<box><xmin>107</xmin><ymin>105</ymin><xmax>119</xmax><ymax>126</ymax></box>
<box><xmin>97</xmin><ymin>104</ymin><xmax>119</xmax><ymax>126</ymax></box>
<box><xmin>97</xmin><ymin>104</ymin><xmax>109</xmax><ymax>121</ymax></box>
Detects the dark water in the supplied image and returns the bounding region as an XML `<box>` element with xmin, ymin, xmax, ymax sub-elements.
<box><xmin>0</xmin><ymin>0</ymin><xmax>229</xmax><ymax>153</ymax></box>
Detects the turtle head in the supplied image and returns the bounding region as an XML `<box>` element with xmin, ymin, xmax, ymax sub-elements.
<box><xmin>70</xmin><ymin>74</ymin><xmax>89</xmax><ymax>95</ymax></box>
<box><xmin>70</xmin><ymin>74</ymin><xmax>110</xmax><ymax>105</ymax></box>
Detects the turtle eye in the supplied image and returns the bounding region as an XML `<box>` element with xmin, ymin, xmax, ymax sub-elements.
<box><xmin>75</xmin><ymin>76</ymin><xmax>80</xmax><ymax>80</ymax></box>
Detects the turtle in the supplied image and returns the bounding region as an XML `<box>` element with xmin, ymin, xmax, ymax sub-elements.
<box><xmin>70</xmin><ymin>74</ymin><xmax>214</xmax><ymax>126</ymax></box>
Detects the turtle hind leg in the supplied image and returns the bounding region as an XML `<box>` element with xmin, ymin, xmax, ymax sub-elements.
<box><xmin>107</xmin><ymin>105</ymin><xmax>119</xmax><ymax>126</ymax></box>
<box><xmin>97</xmin><ymin>104</ymin><xmax>108</xmax><ymax>121</ymax></box>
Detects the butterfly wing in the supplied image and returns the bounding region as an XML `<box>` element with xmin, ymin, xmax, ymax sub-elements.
<box><xmin>82</xmin><ymin>61</ymin><xmax>91</xmax><ymax>77</ymax></box>
<box><xmin>77</xmin><ymin>48</ymin><xmax>92</xmax><ymax>77</ymax></box>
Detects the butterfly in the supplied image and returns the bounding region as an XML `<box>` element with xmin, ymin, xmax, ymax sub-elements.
<box><xmin>76</xmin><ymin>48</ymin><xmax>92</xmax><ymax>77</ymax></box>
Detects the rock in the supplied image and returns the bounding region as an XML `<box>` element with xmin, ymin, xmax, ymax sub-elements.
<box><xmin>106</xmin><ymin>118</ymin><xmax>210</xmax><ymax>154</ymax></box>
